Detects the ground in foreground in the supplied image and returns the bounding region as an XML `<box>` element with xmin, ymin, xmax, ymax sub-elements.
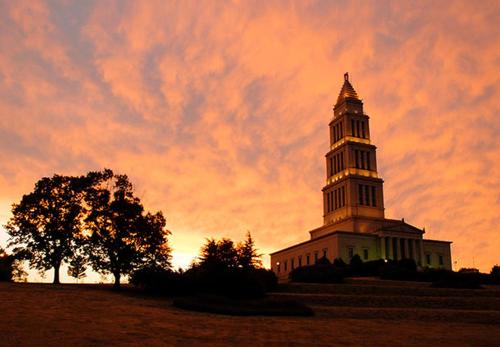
<box><xmin>1</xmin><ymin>281</ymin><xmax>500</xmax><ymax>346</ymax></box>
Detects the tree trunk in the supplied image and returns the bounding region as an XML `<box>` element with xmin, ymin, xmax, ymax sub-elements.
<box><xmin>53</xmin><ymin>264</ymin><xmax>60</xmax><ymax>284</ymax></box>
<box><xmin>113</xmin><ymin>272</ymin><xmax>121</xmax><ymax>290</ymax></box>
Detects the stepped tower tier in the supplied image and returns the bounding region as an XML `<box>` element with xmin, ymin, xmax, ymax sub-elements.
<box><xmin>322</xmin><ymin>73</ymin><xmax>385</xmax><ymax>225</ymax></box>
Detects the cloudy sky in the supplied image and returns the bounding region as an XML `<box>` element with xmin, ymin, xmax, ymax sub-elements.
<box><xmin>0</xmin><ymin>0</ymin><xmax>499</xmax><ymax>280</ymax></box>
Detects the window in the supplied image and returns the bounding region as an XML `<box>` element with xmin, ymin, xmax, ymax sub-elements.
<box><xmin>334</xmin><ymin>189</ymin><xmax>338</xmax><ymax>210</ymax></box>
<box><xmin>306</xmin><ymin>254</ymin><xmax>310</xmax><ymax>265</ymax></box>
<box><xmin>348</xmin><ymin>247</ymin><xmax>354</xmax><ymax>259</ymax></box>
<box><xmin>426</xmin><ymin>254</ymin><xmax>431</xmax><ymax>265</ymax></box>
<box><xmin>355</xmin><ymin>150</ymin><xmax>359</xmax><ymax>168</ymax></box>
<box><xmin>334</xmin><ymin>154</ymin><xmax>338</xmax><ymax>174</ymax></box>
<box><xmin>326</xmin><ymin>191</ymin><xmax>330</xmax><ymax>212</ymax></box>
<box><xmin>284</xmin><ymin>260</ymin><xmax>288</xmax><ymax>271</ymax></box>
<box><xmin>277</xmin><ymin>262</ymin><xmax>280</xmax><ymax>273</ymax></box>
<box><xmin>358</xmin><ymin>184</ymin><xmax>364</xmax><ymax>205</ymax></box>
<box><xmin>351</xmin><ymin>119</ymin><xmax>355</xmax><ymax>136</ymax></box>
<box><xmin>439</xmin><ymin>255</ymin><xmax>444</xmax><ymax>266</ymax></box>
<box><xmin>339</xmin><ymin>122</ymin><xmax>343</xmax><ymax>138</ymax></box>
<box><xmin>340</xmin><ymin>152</ymin><xmax>344</xmax><ymax>170</ymax></box>
<box><xmin>361</xmin><ymin>121</ymin><xmax>366</xmax><ymax>138</ymax></box>
<box><xmin>298</xmin><ymin>255</ymin><xmax>302</xmax><ymax>267</ymax></box>
<box><xmin>366</xmin><ymin>152</ymin><xmax>371</xmax><ymax>170</ymax></box>
<box><xmin>356</xmin><ymin>120</ymin><xmax>360</xmax><ymax>137</ymax></box>
<box><xmin>314</xmin><ymin>252</ymin><xmax>319</xmax><ymax>263</ymax></box>
<box><xmin>365</xmin><ymin>185</ymin><xmax>370</xmax><ymax>206</ymax></box>
<box><xmin>291</xmin><ymin>258</ymin><xmax>295</xmax><ymax>270</ymax></box>
<box><xmin>323</xmin><ymin>249</ymin><xmax>327</xmax><ymax>258</ymax></box>
<box><xmin>341</xmin><ymin>186</ymin><xmax>345</xmax><ymax>207</ymax></box>
<box><xmin>371</xmin><ymin>186</ymin><xmax>376</xmax><ymax>207</ymax></box>
<box><xmin>363</xmin><ymin>249</ymin><xmax>369</xmax><ymax>260</ymax></box>
<box><xmin>329</xmin><ymin>157</ymin><xmax>333</xmax><ymax>176</ymax></box>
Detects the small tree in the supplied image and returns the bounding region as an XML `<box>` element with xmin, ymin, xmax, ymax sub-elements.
<box><xmin>11</xmin><ymin>260</ymin><xmax>28</xmax><ymax>283</ymax></box>
<box><xmin>236</xmin><ymin>232</ymin><xmax>262</xmax><ymax>269</ymax></box>
<box><xmin>67</xmin><ymin>254</ymin><xmax>87</xmax><ymax>283</ymax></box>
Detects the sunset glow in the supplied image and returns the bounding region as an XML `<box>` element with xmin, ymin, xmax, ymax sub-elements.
<box><xmin>0</xmin><ymin>0</ymin><xmax>499</xmax><ymax>280</ymax></box>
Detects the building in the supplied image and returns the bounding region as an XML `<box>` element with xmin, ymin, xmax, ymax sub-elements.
<box><xmin>270</xmin><ymin>73</ymin><xmax>452</xmax><ymax>281</ymax></box>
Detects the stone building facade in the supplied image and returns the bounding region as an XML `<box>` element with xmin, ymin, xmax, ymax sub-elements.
<box><xmin>270</xmin><ymin>73</ymin><xmax>452</xmax><ymax>281</ymax></box>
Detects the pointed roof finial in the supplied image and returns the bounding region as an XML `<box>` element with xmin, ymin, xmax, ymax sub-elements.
<box><xmin>336</xmin><ymin>72</ymin><xmax>360</xmax><ymax>106</ymax></box>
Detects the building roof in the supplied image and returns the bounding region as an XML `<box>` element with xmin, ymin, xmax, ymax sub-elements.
<box><xmin>336</xmin><ymin>72</ymin><xmax>360</xmax><ymax>106</ymax></box>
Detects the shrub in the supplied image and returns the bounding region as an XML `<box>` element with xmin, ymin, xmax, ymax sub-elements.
<box><xmin>183</xmin><ymin>266</ymin><xmax>277</xmax><ymax>299</ymax></box>
<box><xmin>358</xmin><ymin>259</ymin><xmax>385</xmax><ymax>276</ymax></box>
<box><xmin>349</xmin><ymin>254</ymin><xmax>363</xmax><ymax>271</ymax></box>
<box><xmin>380</xmin><ymin>259</ymin><xmax>418</xmax><ymax>281</ymax></box>
<box><xmin>289</xmin><ymin>264</ymin><xmax>344</xmax><ymax>283</ymax></box>
<box><xmin>489</xmin><ymin>265</ymin><xmax>500</xmax><ymax>285</ymax></box>
<box><xmin>333</xmin><ymin>258</ymin><xmax>347</xmax><ymax>267</ymax></box>
<box><xmin>316</xmin><ymin>256</ymin><xmax>331</xmax><ymax>265</ymax></box>
<box><xmin>0</xmin><ymin>250</ymin><xmax>13</xmax><ymax>282</ymax></box>
<box><xmin>130</xmin><ymin>267</ymin><xmax>189</xmax><ymax>295</ymax></box>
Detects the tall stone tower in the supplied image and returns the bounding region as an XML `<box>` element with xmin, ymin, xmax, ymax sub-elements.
<box><xmin>271</xmin><ymin>72</ymin><xmax>452</xmax><ymax>277</ymax></box>
<box><xmin>322</xmin><ymin>73</ymin><xmax>385</xmax><ymax>226</ymax></box>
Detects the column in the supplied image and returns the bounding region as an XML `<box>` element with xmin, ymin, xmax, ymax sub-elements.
<box><xmin>409</xmin><ymin>239</ymin><xmax>415</xmax><ymax>261</ymax></box>
<box><xmin>386</xmin><ymin>236</ymin><xmax>392</xmax><ymax>260</ymax></box>
<box><xmin>380</xmin><ymin>236</ymin><xmax>386</xmax><ymax>260</ymax></box>
<box><xmin>404</xmin><ymin>238</ymin><xmax>409</xmax><ymax>260</ymax></box>
<box><xmin>395</xmin><ymin>237</ymin><xmax>401</xmax><ymax>260</ymax></box>
<box><xmin>419</xmin><ymin>239</ymin><xmax>425</xmax><ymax>266</ymax></box>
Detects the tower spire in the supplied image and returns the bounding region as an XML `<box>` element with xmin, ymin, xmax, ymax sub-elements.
<box><xmin>336</xmin><ymin>72</ymin><xmax>360</xmax><ymax>107</ymax></box>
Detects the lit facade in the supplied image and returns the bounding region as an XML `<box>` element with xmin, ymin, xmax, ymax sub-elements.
<box><xmin>270</xmin><ymin>73</ymin><xmax>452</xmax><ymax>281</ymax></box>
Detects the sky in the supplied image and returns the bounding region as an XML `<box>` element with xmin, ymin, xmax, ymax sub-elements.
<box><xmin>0</xmin><ymin>0</ymin><xmax>499</xmax><ymax>282</ymax></box>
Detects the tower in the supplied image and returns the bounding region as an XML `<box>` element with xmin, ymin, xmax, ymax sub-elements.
<box><xmin>271</xmin><ymin>73</ymin><xmax>452</xmax><ymax>278</ymax></box>
<box><xmin>322</xmin><ymin>73</ymin><xmax>385</xmax><ymax>225</ymax></box>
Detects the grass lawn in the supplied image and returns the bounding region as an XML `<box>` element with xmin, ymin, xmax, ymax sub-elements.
<box><xmin>1</xmin><ymin>282</ymin><xmax>500</xmax><ymax>346</ymax></box>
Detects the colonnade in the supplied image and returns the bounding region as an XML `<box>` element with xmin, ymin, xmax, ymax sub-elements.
<box><xmin>380</xmin><ymin>236</ymin><xmax>424</xmax><ymax>265</ymax></box>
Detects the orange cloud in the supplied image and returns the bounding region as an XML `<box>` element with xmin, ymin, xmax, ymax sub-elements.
<box><xmin>0</xmin><ymin>0</ymin><xmax>499</xmax><ymax>279</ymax></box>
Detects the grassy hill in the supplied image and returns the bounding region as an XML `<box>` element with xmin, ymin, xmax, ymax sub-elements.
<box><xmin>1</xmin><ymin>280</ymin><xmax>500</xmax><ymax>346</ymax></box>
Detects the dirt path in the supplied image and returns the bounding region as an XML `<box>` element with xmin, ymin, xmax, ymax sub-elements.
<box><xmin>1</xmin><ymin>283</ymin><xmax>499</xmax><ymax>346</ymax></box>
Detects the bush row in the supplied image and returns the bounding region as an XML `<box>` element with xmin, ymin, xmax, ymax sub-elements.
<box><xmin>289</xmin><ymin>256</ymin><xmax>500</xmax><ymax>289</ymax></box>
<box><xmin>130</xmin><ymin>265</ymin><xmax>278</xmax><ymax>298</ymax></box>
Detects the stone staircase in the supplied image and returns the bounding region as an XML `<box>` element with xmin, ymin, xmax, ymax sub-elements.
<box><xmin>270</xmin><ymin>278</ymin><xmax>500</xmax><ymax>324</ymax></box>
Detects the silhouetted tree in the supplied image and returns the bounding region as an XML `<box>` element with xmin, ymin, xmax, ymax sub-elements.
<box><xmin>491</xmin><ymin>265</ymin><xmax>500</xmax><ymax>277</ymax></box>
<box><xmin>5</xmin><ymin>174</ymin><xmax>88</xmax><ymax>284</ymax></box>
<box><xmin>83</xmin><ymin>172</ymin><xmax>171</xmax><ymax>289</ymax></box>
<box><xmin>199</xmin><ymin>238</ymin><xmax>238</xmax><ymax>269</ymax></box>
<box><xmin>67</xmin><ymin>254</ymin><xmax>87</xmax><ymax>283</ymax></box>
<box><xmin>236</xmin><ymin>232</ymin><xmax>262</xmax><ymax>269</ymax></box>
<box><xmin>136</xmin><ymin>212</ymin><xmax>172</xmax><ymax>270</ymax></box>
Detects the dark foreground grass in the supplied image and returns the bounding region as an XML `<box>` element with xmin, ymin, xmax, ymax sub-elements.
<box><xmin>173</xmin><ymin>295</ymin><xmax>314</xmax><ymax>316</ymax></box>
